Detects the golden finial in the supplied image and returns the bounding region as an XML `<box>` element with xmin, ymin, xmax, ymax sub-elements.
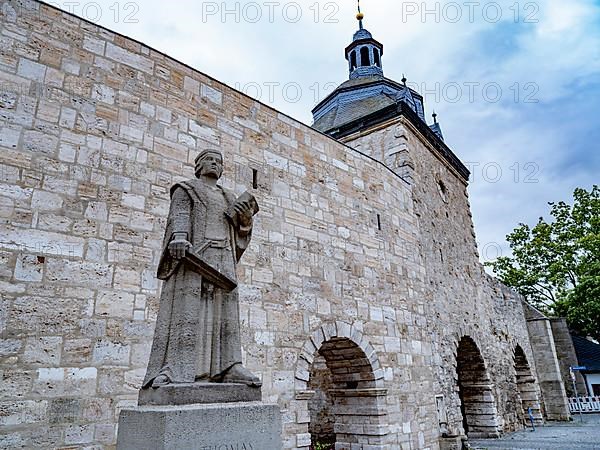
<box><xmin>356</xmin><ymin>0</ymin><xmax>364</xmax><ymax>21</ymax></box>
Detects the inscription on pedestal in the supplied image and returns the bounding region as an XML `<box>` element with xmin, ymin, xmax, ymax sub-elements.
<box><xmin>198</xmin><ymin>444</ymin><xmax>254</xmax><ymax>450</ymax></box>
<box><xmin>117</xmin><ymin>403</ymin><xmax>281</xmax><ymax>450</ymax></box>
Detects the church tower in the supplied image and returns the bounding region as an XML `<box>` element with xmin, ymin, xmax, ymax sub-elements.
<box><xmin>310</xmin><ymin>2</ymin><xmax>468</xmax><ymax>184</ymax></box>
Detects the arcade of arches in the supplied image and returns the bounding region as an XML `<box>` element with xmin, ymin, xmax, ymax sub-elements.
<box><xmin>299</xmin><ymin>329</ymin><xmax>547</xmax><ymax>449</ymax></box>
<box><xmin>450</xmin><ymin>337</ymin><xmax>545</xmax><ymax>440</ymax></box>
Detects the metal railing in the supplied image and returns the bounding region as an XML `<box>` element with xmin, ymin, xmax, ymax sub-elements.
<box><xmin>568</xmin><ymin>396</ymin><xmax>600</xmax><ymax>413</ymax></box>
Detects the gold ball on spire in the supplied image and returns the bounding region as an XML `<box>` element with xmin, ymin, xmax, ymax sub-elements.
<box><xmin>356</xmin><ymin>12</ymin><xmax>364</xmax><ymax>20</ymax></box>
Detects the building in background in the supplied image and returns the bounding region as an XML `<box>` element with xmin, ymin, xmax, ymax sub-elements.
<box><xmin>571</xmin><ymin>335</ymin><xmax>600</xmax><ymax>397</ymax></box>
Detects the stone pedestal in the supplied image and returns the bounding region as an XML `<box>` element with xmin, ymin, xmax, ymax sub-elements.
<box><xmin>117</xmin><ymin>401</ymin><xmax>281</xmax><ymax>450</ymax></box>
<box><xmin>138</xmin><ymin>382</ymin><xmax>261</xmax><ymax>406</ymax></box>
<box><xmin>117</xmin><ymin>383</ymin><xmax>280</xmax><ymax>450</ymax></box>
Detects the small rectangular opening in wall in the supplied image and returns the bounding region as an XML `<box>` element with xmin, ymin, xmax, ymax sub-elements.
<box><xmin>252</xmin><ymin>169</ymin><xmax>258</xmax><ymax>189</ymax></box>
<box><xmin>377</xmin><ymin>214</ymin><xmax>382</xmax><ymax>231</ymax></box>
<box><xmin>435</xmin><ymin>395</ymin><xmax>448</xmax><ymax>430</ymax></box>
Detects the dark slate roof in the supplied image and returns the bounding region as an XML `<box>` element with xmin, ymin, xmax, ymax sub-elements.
<box><xmin>572</xmin><ymin>334</ymin><xmax>600</xmax><ymax>371</ymax></box>
<box><xmin>309</xmin><ymin>73</ymin><xmax>470</xmax><ymax>180</ymax></box>
<box><xmin>395</xmin><ymin>85</ymin><xmax>417</xmax><ymax>111</ymax></box>
<box><xmin>353</xmin><ymin>28</ymin><xmax>373</xmax><ymax>40</ymax></box>
<box><xmin>312</xmin><ymin>76</ymin><xmax>424</xmax><ymax>133</ymax></box>
<box><xmin>430</xmin><ymin>122</ymin><xmax>444</xmax><ymax>141</ymax></box>
<box><xmin>312</xmin><ymin>91</ymin><xmax>396</xmax><ymax>133</ymax></box>
<box><xmin>338</xmin><ymin>75</ymin><xmax>386</xmax><ymax>90</ymax></box>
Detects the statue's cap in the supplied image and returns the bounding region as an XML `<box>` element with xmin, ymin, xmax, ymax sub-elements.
<box><xmin>195</xmin><ymin>149</ymin><xmax>222</xmax><ymax>163</ymax></box>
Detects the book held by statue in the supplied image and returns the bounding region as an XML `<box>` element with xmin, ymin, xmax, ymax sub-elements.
<box><xmin>225</xmin><ymin>191</ymin><xmax>260</xmax><ymax>228</ymax></box>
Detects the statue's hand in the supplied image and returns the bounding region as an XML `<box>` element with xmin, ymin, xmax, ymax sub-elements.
<box><xmin>169</xmin><ymin>239</ymin><xmax>192</xmax><ymax>260</ymax></box>
<box><xmin>234</xmin><ymin>201</ymin><xmax>253</xmax><ymax>228</ymax></box>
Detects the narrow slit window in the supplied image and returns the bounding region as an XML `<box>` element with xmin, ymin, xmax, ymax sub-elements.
<box><xmin>252</xmin><ymin>169</ymin><xmax>258</xmax><ymax>189</ymax></box>
<box><xmin>360</xmin><ymin>47</ymin><xmax>370</xmax><ymax>67</ymax></box>
<box><xmin>437</xmin><ymin>178</ymin><xmax>448</xmax><ymax>202</ymax></box>
<box><xmin>377</xmin><ymin>214</ymin><xmax>382</xmax><ymax>231</ymax></box>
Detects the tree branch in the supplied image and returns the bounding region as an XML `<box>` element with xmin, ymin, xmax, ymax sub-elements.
<box><xmin>532</xmin><ymin>282</ymin><xmax>556</xmax><ymax>304</ymax></box>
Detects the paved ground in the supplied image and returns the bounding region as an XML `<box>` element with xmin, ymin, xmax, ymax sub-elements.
<box><xmin>470</xmin><ymin>414</ymin><xmax>600</xmax><ymax>449</ymax></box>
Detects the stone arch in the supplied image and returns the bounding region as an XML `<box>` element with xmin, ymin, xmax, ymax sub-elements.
<box><xmin>455</xmin><ymin>336</ymin><xmax>501</xmax><ymax>439</ymax></box>
<box><xmin>350</xmin><ymin>50</ymin><xmax>357</xmax><ymax>71</ymax></box>
<box><xmin>294</xmin><ymin>321</ymin><xmax>388</xmax><ymax>449</ymax></box>
<box><xmin>360</xmin><ymin>46</ymin><xmax>371</xmax><ymax>66</ymax></box>
<box><xmin>513</xmin><ymin>344</ymin><xmax>543</xmax><ymax>425</ymax></box>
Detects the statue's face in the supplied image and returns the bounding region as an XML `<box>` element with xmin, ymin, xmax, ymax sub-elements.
<box><xmin>196</xmin><ymin>153</ymin><xmax>223</xmax><ymax>179</ymax></box>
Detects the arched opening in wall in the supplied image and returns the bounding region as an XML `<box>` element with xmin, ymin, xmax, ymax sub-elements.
<box><xmin>373</xmin><ymin>48</ymin><xmax>381</xmax><ymax>67</ymax></box>
<box><xmin>360</xmin><ymin>46</ymin><xmax>370</xmax><ymax>66</ymax></box>
<box><xmin>350</xmin><ymin>50</ymin><xmax>357</xmax><ymax>70</ymax></box>
<box><xmin>456</xmin><ymin>336</ymin><xmax>501</xmax><ymax>438</ymax></box>
<box><xmin>308</xmin><ymin>337</ymin><xmax>386</xmax><ymax>449</ymax></box>
<box><xmin>514</xmin><ymin>345</ymin><xmax>543</xmax><ymax>426</ymax></box>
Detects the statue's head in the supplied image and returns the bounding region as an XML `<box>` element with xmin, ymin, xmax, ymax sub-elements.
<box><xmin>195</xmin><ymin>149</ymin><xmax>223</xmax><ymax>179</ymax></box>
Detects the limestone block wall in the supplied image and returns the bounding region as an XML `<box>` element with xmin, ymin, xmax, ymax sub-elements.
<box><xmin>524</xmin><ymin>318</ymin><xmax>571</xmax><ymax>420</ymax></box>
<box><xmin>550</xmin><ymin>318</ymin><xmax>586</xmax><ymax>396</ymax></box>
<box><xmin>522</xmin><ymin>304</ymin><xmax>572</xmax><ymax>420</ymax></box>
<box><xmin>344</xmin><ymin>118</ymin><xmax>543</xmax><ymax>436</ymax></box>
<box><xmin>0</xmin><ymin>2</ymin><xmax>442</xmax><ymax>449</ymax></box>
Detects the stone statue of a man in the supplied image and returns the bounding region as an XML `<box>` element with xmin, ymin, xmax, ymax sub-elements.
<box><xmin>142</xmin><ymin>149</ymin><xmax>260</xmax><ymax>389</ymax></box>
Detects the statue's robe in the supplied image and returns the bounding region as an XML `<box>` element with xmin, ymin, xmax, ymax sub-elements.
<box><xmin>142</xmin><ymin>179</ymin><xmax>251</xmax><ymax>388</ymax></box>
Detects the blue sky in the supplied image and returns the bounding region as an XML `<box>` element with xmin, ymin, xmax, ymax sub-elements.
<box><xmin>50</xmin><ymin>0</ymin><xmax>600</xmax><ymax>264</ymax></box>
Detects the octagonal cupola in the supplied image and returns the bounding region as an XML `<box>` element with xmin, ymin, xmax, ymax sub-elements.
<box><xmin>345</xmin><ymin>3</ymin><xmax>383</xmax><ymax>79</ymax></box>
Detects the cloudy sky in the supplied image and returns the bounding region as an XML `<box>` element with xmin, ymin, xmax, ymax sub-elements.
<box><xmin>52</xmin><ymin>0</ymin><xmax>600</xmax><ymax>263</ymax></box>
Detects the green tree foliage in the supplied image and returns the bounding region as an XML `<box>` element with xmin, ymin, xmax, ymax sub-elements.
<box><xmin>486</xmin><ymin>186</ymin><xmax>600</xmax><ymax>341</ymax></box>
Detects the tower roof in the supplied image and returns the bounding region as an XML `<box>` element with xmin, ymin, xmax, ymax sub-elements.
<box><xmin>310</xmin><ymin>1</ymin><xmax>467</xmax><ymax>181</ymax></box>
<box><xmin>429</xmin><ymin>111</ymin><xmax>444</xmax><ymax>141</ymax></box>
<box><xmin>312</xmin><ymin>76</ymin><xmax>425</xmax><ymax>133</ymax></box>
<box><xmin>314</xmin><ymin>5</ymin><xmax>428</xmax><ymax>130</ymax></box>
<box><xmin>353</xmin><ymin>28</ymin><xmax>373</xmax><ymax>41</ymax></box>
<box><xmin>344</xmin><ymin>1</ymin><xmax>384</xmax><ymax>80</ymax></box>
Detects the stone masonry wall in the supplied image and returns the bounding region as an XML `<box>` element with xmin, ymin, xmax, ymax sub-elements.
<box><xmin>550</xmin><ymin>318</ymin><xmax>587</xmax><ymax>397</ymax></box>
<box><xmin>522</xmin><ymin>304</ymin><xmax>572</xmax><ymax>419</ymax></box>
<box><xmin>343</xmin><ymin>117</ymin><xmax>543</xmax><ymax>436</ymax></box>
<box><xmin>0</xmin><ymin>2</ymin><xmax>442</xmax><ymax>449</ymax></box>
